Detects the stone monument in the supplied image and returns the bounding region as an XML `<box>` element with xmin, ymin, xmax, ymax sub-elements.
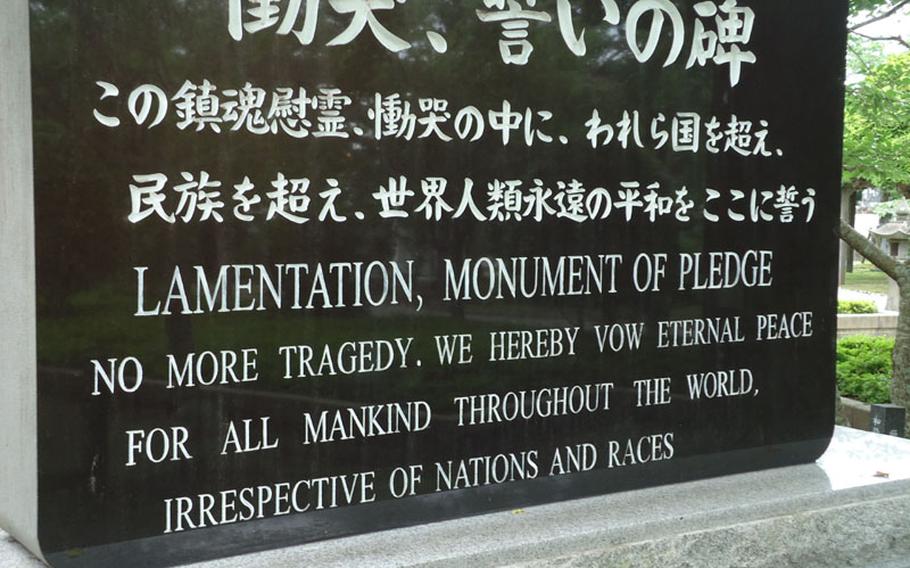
<box><xmin>0</xmin><ymin>1</ymin><xmax>849</xmax><ymax>566</ymax></box>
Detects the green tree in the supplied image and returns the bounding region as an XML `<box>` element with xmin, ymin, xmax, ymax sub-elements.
<box><xmin>839</xmin><ymin>0</ymin><xmax>910</xmax><ymax>414</ymax></box>
<box><xmin>844</xmin><ymin>52</ymin><xmax>910</xmax><ymax>193</ymax></box>
<box><xmin>838</xmin><ymin>1</ymin><xmax>909</xmax><ymax>284</ymax></box>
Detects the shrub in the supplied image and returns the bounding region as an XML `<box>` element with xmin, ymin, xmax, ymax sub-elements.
<box><xmin>836</xmin><ymin>335</ymin><xmax>893</xmax><ymax>404</ymax></box>
<box><xmin>837</xmin><ymin>300</ymin><xmax>878</xmax><ymax>314</ymax></box>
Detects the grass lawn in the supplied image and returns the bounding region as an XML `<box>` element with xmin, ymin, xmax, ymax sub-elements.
<box><xmin>844</xmin><ymin>263</ymin><xmax>893</xmax><ymax>295</ymax></box>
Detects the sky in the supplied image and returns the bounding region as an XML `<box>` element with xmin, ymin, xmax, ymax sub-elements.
<box><xmin>854</xmin><ymin>8</ymin><xmax>909</xmax><ymax>55</ymax></box>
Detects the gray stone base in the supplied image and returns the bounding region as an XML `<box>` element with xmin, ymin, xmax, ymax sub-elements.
<box><xmin>841</xmin><ymin>396</ymin><xmax>873</xmax><ymax>431</ymax></box>
<box><xmin>4</xmin><ymin>427</ymin><xmax>910</xmax><ymax>567</ymax></box>
<box><xmin>837</xmin><ymin>312</ymin><xmax>899</xmax><ymax>338</ymax></box>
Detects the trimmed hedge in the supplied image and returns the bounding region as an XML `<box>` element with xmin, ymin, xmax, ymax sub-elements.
<box><xmin>836</xmin><ymin>335</ymin><xmax>893</xmax><ymax>404</ymax></box>
<box><xmin>837</xmin><ymin>300</ymin><xmax>878</xmax><ymax>314</ymax></box>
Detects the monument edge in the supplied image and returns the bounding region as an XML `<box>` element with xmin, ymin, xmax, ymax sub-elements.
<box><xmin>0</xmin><ymin>0</ymin><xmax>42</xmax><ymax>562</ymax></box>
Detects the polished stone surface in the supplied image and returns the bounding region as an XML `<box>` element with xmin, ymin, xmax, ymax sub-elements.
<box><xmin>4</xmin><ymin>427</ymin><xmax>910</xmax><ymax>567</ymax></box>
<box><xmin>24</xmin><ymin>1</ymin><xmax>849</xmax><ymax>564</ymax></box>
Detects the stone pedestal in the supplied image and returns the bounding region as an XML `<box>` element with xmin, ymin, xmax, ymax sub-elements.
<box><xmin>3</xmin><ymin>427</ymin><xmax>910</xmax><ymax>567</ymax></box>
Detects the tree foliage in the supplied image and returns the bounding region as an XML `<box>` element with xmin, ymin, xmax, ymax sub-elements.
<box><xmin>843</xmin><ymin>0</ymin><xmax>909</xmax><ymax>195</ymax></box>
<box><xmin>838</xmin><ymin>1</ymin><xmax>910</xmax><ymax>418</ymax></box>
<box><xmin>843</xmin><ymin>50</ymin><xmax>910</xmax><ymax>195</ymax></box>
